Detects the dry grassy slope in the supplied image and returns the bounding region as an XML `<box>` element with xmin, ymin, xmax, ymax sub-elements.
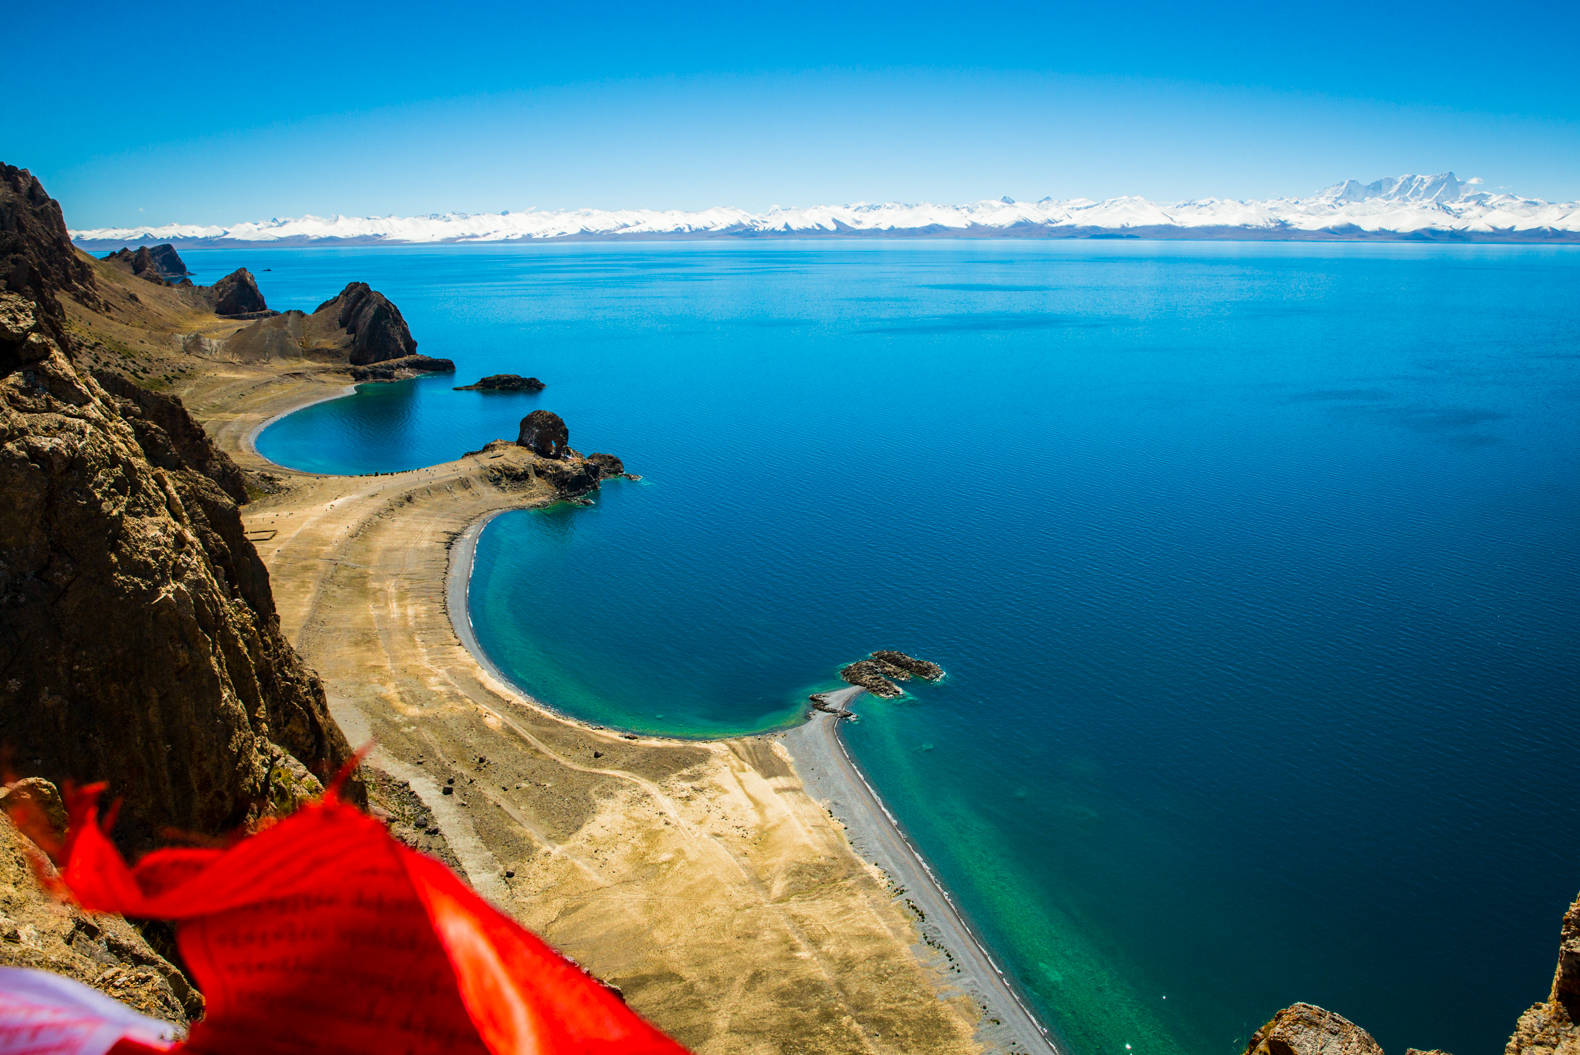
<box><xmin>59</xmin><ymin>258</ymin><xmax>991</xmax><ymax>1055</ymax></box>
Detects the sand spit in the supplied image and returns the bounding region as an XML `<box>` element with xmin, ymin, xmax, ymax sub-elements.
<box><xmin>783</xmin><ymin>695</ymin><xmax>1060</xmax><ymax>1055</ymax></box>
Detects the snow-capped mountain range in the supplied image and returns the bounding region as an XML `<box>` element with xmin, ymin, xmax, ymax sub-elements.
<box><xmin>70</xmin><ymin>174</ymin><xmax>1580</xmax><ymax>247</ymax></box>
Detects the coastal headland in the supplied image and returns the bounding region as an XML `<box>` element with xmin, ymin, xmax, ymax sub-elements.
<box><xmin>59</xmin><ymin>242</ymin><xmax>1048</xmax><ymax>1054</ymax></box>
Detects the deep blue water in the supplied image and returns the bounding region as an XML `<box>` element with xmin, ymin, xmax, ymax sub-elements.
<box><xmin>220</xmin><ymin>241</ymin><xmax>1580</xmax><ymax>1055</ymax></box>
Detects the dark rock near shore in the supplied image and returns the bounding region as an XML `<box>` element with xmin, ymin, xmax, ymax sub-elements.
<box><xmin>518</xmin><ymin>409</ymin><xmax>569</xmax><ymax>458</ymax></box>
<box><xmin>318</xmin><ymin>281</ymin><xmax>417</xmax><ymax>365</ymax></box>
<box><xmin>203</xmin><ymin>267</ymin><xmax>269</xmax><ymax>316</ymax></box>
<box><xmin>349</xmin><ymin>354</ymin><xmax>456</xmax><ymax>381</ymax></box>
<box><xmin>1243</xmin><ymin>1004</ymin><xmax>1383</xmax><ymax>1055</ymax></box>
<box><xmin>103</xmin><ymin>244</ymin><xmax>189</xmax><ymax>282</ymax></box>
<box><xmin>586</xmin><ymin>452</ymin><xmax>626</xmax><ymax>477</ymax></box>
<box><xmin>871</xmin><ymin>650</ymin><xmax>945</xmax><ymax>681</ymax></box>
<box><xmin>840</xmin><ymin>651</ymin><xmax>946</xmax><ymax>698</ymax></box>
<box><xmin>455</xmin><ymin>373</ymin><xmax>545</xmax><ymax>392</ymax></box>
<box><xmin>93</xmin><ymin>367</ymin><xmax>249</xmax><ymax>503</ymax></box>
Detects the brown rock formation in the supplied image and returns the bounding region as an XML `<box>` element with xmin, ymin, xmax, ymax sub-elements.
<box><xmin>102</xmin><ymin>244</ymin><xmax>189</xmax><ymax>283</ymax></box>
<box><xmin>0</xmin><ymin>165</ymin><xmax>358</xmax><ymax>850</ymax></box>
<box><xmin>201</xmin><ymin>267</ymin><xmax>268</xmax><ymax>316</ymax></box>
<box><xmin>518</xmin><ymin>409</ymin><xmax>569</xmax><ymax>458</ymax></box>
<box><xmin>349</xmin><ymin>354</ymin><xmax>456</xmax><ymax>381</ymax></box>
<box><xmin>586</xmin><ymin>452</ymin><xmax>626</xmax><ymax>477</ymax></box>
<box><xmin>840</xmin><ymin>651</ymin><xmax>946</xmax><ymax>698</ymax></box>
<box><xmin>1506</xmin><ymin>894</ymin><xmax>1580</xmax><ymax>1055</ymax></box>
<box><xmin>471</xmin><ymin>439</ymin><xmax>609</xmax><ymax>500</ymax></box>
<box><xmin>318</xmin><ymin>281</ymin><xmax>416</xmax><ymax>364</ymax></box>
<box><xmin>1244</xmin><ymin>1003</ymin><xmax>1385</xmax><ymax>1055</ymax></box>
<box><xmin>220</xmin><ymin>280</ymin><xmax>443</xmax><ymax>379</ymax></box>
<box><xmin>455</xmin><ymin>373</ymin><xmax>545</xmax><ymax>392</ymax></box>
<box><xmin>0</xmin><ymin>163</ymin><xmax>99</xmax><ymax>360</ymax></box>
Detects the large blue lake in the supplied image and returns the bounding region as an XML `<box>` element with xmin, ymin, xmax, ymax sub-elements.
<box><xmin>206</xmin><ymin>240</ymin><xmax>1578</xmax><ymax>1055</ymax></box>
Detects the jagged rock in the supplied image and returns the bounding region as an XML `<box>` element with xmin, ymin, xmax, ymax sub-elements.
<box><xmin>840</xmin><ymin>661</ymin><xmax>906</xmax><ymax>699</ymax></box>
<box><xmin>871</xmin><ymin>650</ymin><xmax>945</xmax><ymax>681</ymax></box>
<box><xmin>0</xmin><ymin>797</ymin><xmax>198</xmax><ymax>1026</ymax></box>
<box><xmin>349</xmin><ymin>354</ymin><xmax>455</xmax><ymax>381</ymax></box>
<box><xmin>317</xmin><ymin>281</ymin><xmax>416</xmax><ymax>364</ymax></box>
<box><xmin>455</xmin><ymin>373</ymin><xmax>545</xmax><ymax>392</ymax></box>
<box><xmin>0</xmin><ymin>262</ymin><xmax>356</xmax><ymax>850</ymax></box>
<box><xmin>518</xmin><ymin>409</ymin><xmax>569</xmax><ymax>458</ymax></box>
<box><xmin>1244</xmin><ymin>1003</ymin><xmax>1384</xmax><ymax>1055</ymax></box>
<box><xmin>587</xmin><ymin>452</ymin><xmax>625</xmax><ymax>477</ymax></box>
<box><xmin>840</xmin><ymin>651</ymin><xmax>945</xmax><ymax>697</ymax></box>
<box><xmin>102</xmin><ymin>244</ymin><xmax>188</xmax><ymax>282</ymax></box>
<box><xmin>93</xmin><ymin>368</ymin><xmax>248</xmax><ymax>503</ymax></box>
<box><xmin>203</xmin><ymin>267</ymin><xmax>268</xmax><ymax>316</ymax></box>
<box><xmin>1506</xmin><ymin>893</ymin><xmax>1580</xmax><ymax>1055</ymax></box>
<box><xmin>222</xmin><ymin>281</ymin><xmax>427</xmax><ymax>373</ymax></box>
<box><xmin>0</xmin><ymin>163</ymin><xmax>99</xmax><ymax>351</ymax></box>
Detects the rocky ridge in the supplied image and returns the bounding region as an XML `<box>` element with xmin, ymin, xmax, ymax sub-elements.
<box><xmin>102</xmin><ymin>243</ymin><xmax>189</xmax><ymax>282</ymax></box>
<box><xmin>219</xmin><ymin>280</ymin><xmax>452</xmax><ymax>378</ymax></box>
<box><xmin>1</xmin><ymin>162</ymin><xmax>358</xmax><ymax>853</ymax></box>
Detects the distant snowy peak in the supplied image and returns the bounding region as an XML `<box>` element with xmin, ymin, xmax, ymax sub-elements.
<box><xmin>1318</xmin><ymin>172</ymin><xmax>1470</xmax><ymax>204</ymax></box>
<box><xmin>70</xmin><ymin>175</ymin><xmax>1580</xmax><ymax>246</ymax></box>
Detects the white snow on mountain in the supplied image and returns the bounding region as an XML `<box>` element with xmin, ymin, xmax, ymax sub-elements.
<box><xmin>69</xmin><ymin>174</ymin><xmax>1580</xmax><ymax>245</ymax></box>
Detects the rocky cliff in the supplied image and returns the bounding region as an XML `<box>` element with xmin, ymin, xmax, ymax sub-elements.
<box><xmin>103</xmin><ymin>244</ymin><xmax>189</xmax><ymax>283</ymax></box>
<box><xmin>0</xmin><ymin>163</ymin><xmax>357</xmax><ymax>852</ymax></box>
<box><xmin>200</xmin><ymin>267</ymin><xmax>269</xmax><ymax>316</ymax></box>
<box><xmin>221</xmin><ymin>279</ymin><xmax>452</xmax><ymax>377</ymax></box>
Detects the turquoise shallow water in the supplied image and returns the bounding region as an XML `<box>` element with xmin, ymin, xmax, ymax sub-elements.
<box><xmin>227</xmin><ymin>240</ymin><xmax>1580</xmax><ymax>1055</ymax></box>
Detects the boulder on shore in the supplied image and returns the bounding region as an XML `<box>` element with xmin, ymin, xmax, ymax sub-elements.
<box><xmin>518</xmin><ymin>409</ymin><xmax>570</xmax><ymax>458</ymax></box>
<box><xmin>455</xmin><ymin>373</ymin><xmax>545</xmax><ymax>392</ymax></box>
<box><xmin>586</xmin><ymin>452</ymin><xmax>626</xmax><ymax>477</ymax></box>
<box><xmin>1243</xmin><ymin>1004</ymin><xmax>1383</xmax><ymax>1055</ymax></box>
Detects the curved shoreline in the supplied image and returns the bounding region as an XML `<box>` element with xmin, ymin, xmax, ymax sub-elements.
<box><xmin>447</xmin><ymin>510</ymin><xmax>1060</xmax><ymax>1054</ymax></box>
<box><xmin>242</xmin><ymin>382</ymin><xmax>358</xmax><ymax>459</ymax></box>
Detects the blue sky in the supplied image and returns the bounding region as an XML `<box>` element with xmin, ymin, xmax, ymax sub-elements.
<box><xmin>9</xmin><ymin>0</ymin><xmax>1579</xmax><ymax>227</ymax></box>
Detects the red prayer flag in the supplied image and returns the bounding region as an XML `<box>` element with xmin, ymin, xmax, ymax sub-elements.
<box><xmin>2</xmin><ymin>786</ymin><xmax>690</xmax><ymax>1055</ymax></box>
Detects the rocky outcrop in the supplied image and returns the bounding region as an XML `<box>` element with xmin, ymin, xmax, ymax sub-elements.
<box><xmin>201</xmin><ymin>267</ymin><xmax>269</xmax><ymax>316</ymax></box>
<box><xmin>586</xmin><ymin>452</ymin><xmax>626</xmax><ymax>477</ymax></box>
<box><xmin>840</xmin><ymin>651</ymin><xmax>946</xmax><ymax>698</ymax></box>
<box><xmin>518</xmin><ymin>409</ymin><xmax>569</xmax><ymax>458</ymax></box>
<box><xmin>470</xmin><ymin>439</ymin><xmax>617</xmax><ymax>501</ymax></box>
<box><xmin>1</xmin><ymin>163</ymin><xmax>98</xmax><ymax>359</ymax></box>
<box><xmin>1244</xmin><ymin>1003</ymin><xmax>1384</xmax><ymax>1055</ymax></box>
<box><xmin>0</xmin><ymin>279</ymin><xmax>356</xmax><ymax>851</ymax></box>
<box><xmin>1</xmin><ymin>786</ymin><xmax>197</xmax><ymax>1027</ymax></box>
<box><xmin>102</xmin><ymin>244</ymin><xmax>189</xmax><ymax>283</ymax></box>
<box><xmin>220</xmin><ymin>280</ymin><xmax>443</xmax><ymax>379</ymax></box>
<box><xmin>455</xmin><ymin>373</ymin><xmax>545</xmax><ymax>392</ymax></box>
<box><xmin>349</xmin><ymin>354</ymin><xmax>456</xmax><ymax>381</ymax></box>
<box><xmin>871</xmin><ymin>650</ymin><xmax>945</xmax><ymax>681</ymax></box>
<box><xmin>318</xmin><ymin>281</ymin><xmax>416</xmax><ymax>365</ymax></box>
<box><xmin>1506</xmin><ymin>894</ymin><xmax>1580</xmax><ymax>1055</ymax></box>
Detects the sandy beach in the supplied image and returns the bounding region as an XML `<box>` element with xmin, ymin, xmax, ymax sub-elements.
<box><xmin>63</xmin><ymin>258</ymin><xmax>1049</xmax><ymax>1054</ymax></box>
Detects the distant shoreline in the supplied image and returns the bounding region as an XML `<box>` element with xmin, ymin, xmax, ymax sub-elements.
<box><xmin>73</xmin><ymin>226</ymin><xmax>1580</xmax><ymax>251</ymax></box>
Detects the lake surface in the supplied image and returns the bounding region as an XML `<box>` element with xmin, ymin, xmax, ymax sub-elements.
<box><xmin>224</xmin><ymin>240</ymin><xmax>1580</xmax><ymax>1055</ymax></box>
